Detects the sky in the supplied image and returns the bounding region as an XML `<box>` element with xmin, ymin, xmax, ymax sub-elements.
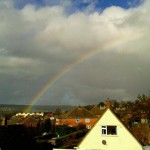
<box><xmin>0</xmin><ymin>0</ymin><xmax>150</xmax><ymax>106</ymax></box>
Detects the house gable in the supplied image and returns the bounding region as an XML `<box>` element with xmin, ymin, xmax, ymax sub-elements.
<box><xmin>77</xmin><ymin>108</ymin><xmax>143</xmax><ymax>150</ymax></box>
<box><xmin>58</xmin><ymin>107</ymin><xmax>97</xmax><ymax>127</ymax></box>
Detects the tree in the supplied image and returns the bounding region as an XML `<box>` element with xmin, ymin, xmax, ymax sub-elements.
<box><xmin>97</xmin><ymin>102</ymin><xmax>105</xmax><ymax>108</ymax></box>
<box><xmin>35</xmin><ymin>119</ymin><xmax>43</xmax><ymax>136</ymax></box>
<box><xmin>43</xmin><ymin>118</ymin><xmax>51</xmax><ymax>133</ymax></box>
<box><xmin>112</xmin><ymin>100</ymin><xmax>119</xmax><ymax>109</ymax></box>
<box><xmin>134</xmin><ymin>94</ymin><xmax>150</xmax><ymax>119</ymax></box>
<box><xmin>54</xmin><ymin>108</ymin><xmax>62</xmax><ymax>116</ymax></box>
<box><xmin>131</xmin><ymin>123</ymin><xmax>150</xmax><ymax>145</ymax></box>
<box><xmin>76</xmin><ymin>123</ymin><xmax>86</xmax><ymax>130</ymax></box>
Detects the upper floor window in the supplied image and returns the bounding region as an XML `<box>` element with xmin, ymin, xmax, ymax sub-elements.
<box><xmin>101</xmin><ymin>125</ymin><xmax>117</xmax><ymax>135</ymax></box>
<box><xmin>85</xmin><ymin>118</ymin><xmax>90</xmax><ymax>122</ymax></box>
<box><xmin>76</xmin><ymin>118</ymin><xmax>80</xmax><ymax>123</ymax></box>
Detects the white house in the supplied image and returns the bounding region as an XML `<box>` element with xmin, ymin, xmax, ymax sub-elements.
<box><xmin>76</xmin><ymin>108</ymin><xmax>143</xmax><ymax>150</ymax></box>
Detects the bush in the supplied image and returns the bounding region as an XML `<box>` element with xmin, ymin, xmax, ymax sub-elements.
<box><xmin>56</xmin><ymin>125</ymin><xmax>76</xmax><ymax>137</ymax></box>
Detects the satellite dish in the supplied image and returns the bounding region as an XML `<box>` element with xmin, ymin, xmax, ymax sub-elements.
<box><xmin>102</xmin><ymin>140</ymin><xmax>107</xmax><ymax>145</ymax></box>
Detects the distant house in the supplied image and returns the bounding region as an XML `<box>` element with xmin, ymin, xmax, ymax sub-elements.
<box><xmin>57</xmin><ymin>107</ymin><xmax>98</xmax><ymax>129</ymax></box>
<box><xmin>89</xmin><ymin>105</ymin><xmax>104</xmax><ymax>117</ymax></box>
<box><xmin>21</xmin><ymin>115</ymin><xmax>39</xmax><ymax>127</ymax></box>
<box><xmin>15</xmin><ymin>112</ymin><xmax>44</xmax><ymax>117</ymax></box>
<box><xmin>7</xmin><ymin>116</ymin><xmax>25</xmax><ymax>125</ymax></box>
<box><xmin>8</xmin><ymin>115</ymin><xmax>39</xmax><ymax>127</ymax></box>
<box><xmin>77</xmin><ymin>108</ymin><xmax>143</xmax><ymax>150</ymax></box>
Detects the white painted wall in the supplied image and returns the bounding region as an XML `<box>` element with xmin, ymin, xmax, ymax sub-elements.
<box><xmin>77</xmin><ymin>109</ymin><xmax>143</xmax><ymax>150</ymax></box>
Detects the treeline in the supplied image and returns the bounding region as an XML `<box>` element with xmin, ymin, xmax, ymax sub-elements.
<box><xmin>110</xmin><ymin>94</ymin><xmax>150</xmax><ymax>119</ymax></box>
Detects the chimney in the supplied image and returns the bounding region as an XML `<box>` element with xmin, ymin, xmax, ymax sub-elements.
<box><xmin>106</xmin><ymin>98</ymin><xmax>111</xmax><ymax>108</ymax></box>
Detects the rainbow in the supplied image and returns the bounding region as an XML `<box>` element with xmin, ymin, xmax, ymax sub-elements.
<box><xmin>23</xmin><ymin>32</ymin><xmax>145</xmax><ymax>112</ymax></box>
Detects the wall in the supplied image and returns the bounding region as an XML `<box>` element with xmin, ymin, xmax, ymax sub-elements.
<box><xmin>58</xmin><ymin>118</ymin><xmax>97</xmax><ymax>128</ymax></box>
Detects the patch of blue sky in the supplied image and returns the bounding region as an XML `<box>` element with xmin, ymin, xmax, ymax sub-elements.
<box><xmin>65</xmin><ymin>0</ymin><xmax>144</xmax><ymax>14</ymax></box>
<box><xmin>95</xmin><ymin>0</ymin><xmax>144</xmax><ymax>10</ymax></box>
<box><xmin>14</xmin><ymin>0</ymin><xmax>144</xmax><ymax>12</ymax></box>
<box><xmin>13</xmin><ymin>0</ymin><xmax>45</xmax><ymax>9</ymax></box>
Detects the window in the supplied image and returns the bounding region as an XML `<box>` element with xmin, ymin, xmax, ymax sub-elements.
<box><xmin>86</xmin><ymin>125</ymin><xmax>91</xmax><ymax>129</ymax></box>
<box><xmin>101</xmin><ymin>126</ymin><xmax>117</xmax><ymax>135</ymax></box>
<box><xmin>76</xmin><ymin>118</ymin><xmax>80</xmax><ymax>123</ymax></box>
<box><xmin>85</xmin><ymin>118</ymin><xmax>90</xmax><ymax>122</ymax></box>
<box><xmin>102</xmin><ymin>126</ymin><xmax>107</xmax><ymax>135</ymax></box>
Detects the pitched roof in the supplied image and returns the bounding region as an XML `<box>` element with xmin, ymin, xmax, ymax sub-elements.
<box><xmin>90</xmin><ymin>106</ymin><xmax>104</xmax><ymax>116</ymax></box>
<box><xmin>21</xmin><ymin>115</ymin><xmax>38</xmax><ymax>125</ymax></box>
<box><xmin>64</xmin><ymin>107</ymin><xmax>96</xmax><ymax>118</ymax></box>
<box><xmin>8</xmin><ymin>116</ymin><xmax>25</xmax><ymax>125</ymax></box>
<box><xmin>8</xmin><ymin>115</ymin><xmax>38</xmax><ymax>126</ymax></box>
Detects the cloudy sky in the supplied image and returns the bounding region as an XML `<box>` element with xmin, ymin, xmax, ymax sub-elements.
<box><xmin>0</xmin><ymin>0</ymin><xmax>149</xmax><ymax>106</ymax></box>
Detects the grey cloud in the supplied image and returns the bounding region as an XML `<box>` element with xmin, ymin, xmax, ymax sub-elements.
<box><xmin>0</xmin><ymin>0</ymin><xmax>150</xmax><ymax>105</ymax></box>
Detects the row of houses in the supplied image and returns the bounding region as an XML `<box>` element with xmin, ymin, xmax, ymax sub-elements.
<box><xmin>5</xmin><ymin>100</ymin><xmax>150</xmax><ymax>130</ymax></box>
<box><xmin>1</xmin><ymin>105</ymin><xmax>150</xmax><ymax>150</ymax></box>
<box><xmin>5</xmin><ymin>105</ymin><xmax>104</xmax><ymax>128</ymax></box>
<box><xmin>5</xmin><ymin>99</ymin><xmax>111</xmax><ymax>129</ymax></box>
